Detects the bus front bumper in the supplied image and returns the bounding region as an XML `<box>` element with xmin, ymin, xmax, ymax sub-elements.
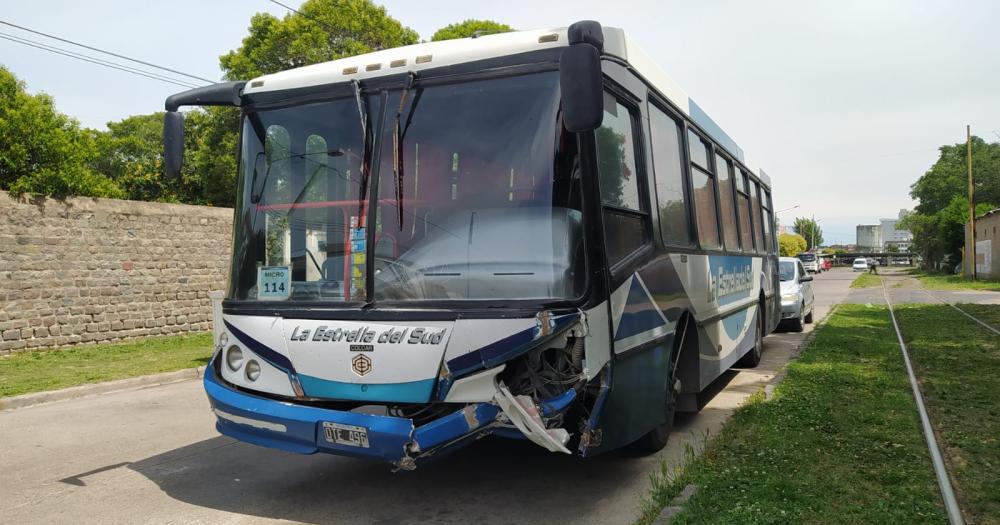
<box><xmin>203</xmin><ymin>361</ymin><xmax>574</xmax><ymax>469</ymax></box>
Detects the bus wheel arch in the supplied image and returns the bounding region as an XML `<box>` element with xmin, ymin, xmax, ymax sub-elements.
<box><xmin>631</xmin><ymin>310</ymin><xmax>694</xmax><ymax>453</ymax></box>
<box><xmin>737</xmin><ymin>295</ymin><xmax>766</xmax><ymax>368</ymax></box>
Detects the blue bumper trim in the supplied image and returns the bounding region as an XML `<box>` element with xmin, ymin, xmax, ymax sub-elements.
<box><xmin>297</xmin><ymin>374</ymin><xmax>435</xmax><ymax>403</ymax></box>
<box><xmin>204</xmin><ymin>362</ymin><xmax>511</xmax><ymax>463</ymax></box>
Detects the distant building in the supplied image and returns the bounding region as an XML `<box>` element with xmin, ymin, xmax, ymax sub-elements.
<box><xmin>856</xmin><ymin>224</ymin><xmax>882</xmax><ymax>252</ymax></box>
<box><xmin>965</xmin><ymin>209</ymin><xmax>999</xmax><ymax>279</ymax></box>
<box><xmin>880</xmin><ymin>209</ymin><xmax>912</xmax><ymax>252</ymax></box>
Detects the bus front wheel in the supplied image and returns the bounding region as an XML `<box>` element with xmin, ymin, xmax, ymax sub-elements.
<box><xmin>632</xmin><ymin>316</ymin><xmax>688</xmax><ymax>453</ymax></box>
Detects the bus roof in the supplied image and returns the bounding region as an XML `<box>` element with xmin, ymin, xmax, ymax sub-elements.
<box><xmin>241</xmin><ymin>24</ymin><xmax>769</xmax><ymax>186</ymax></box>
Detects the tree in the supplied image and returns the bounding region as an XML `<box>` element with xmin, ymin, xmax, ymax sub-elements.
<box><xmin>219</xmin><ymin>0</ymin><xmax>419</xmax><ymax>81</ymax></box>
<box><xmin>431</xmin><ymin>20</ymin><xmax>513</xmax><ymax>41</ymax></box>
<box><xmin>778</xmin><ymin>233</ymin><xmax>807</xmax><ymax>257</ymax></box>
<box><xmin>0</xmin><ymin>65</ymin><xmax>122</xmax><ymax>199</ymax></box>
<box><xmin>792</xmin><ymin>216</ymin><xmax>823</xmax><ymax>251</ymax></box>
<box><xmin>904</xmin><ymin>137</ymin><xmax>1000</xmax><ymax>268</ymax></box>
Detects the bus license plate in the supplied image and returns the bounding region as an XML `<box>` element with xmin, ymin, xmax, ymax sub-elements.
<box><xmin>322</xmin><ymin>422</ymin><xmax>370</xmax><ymax>448</ymax></box>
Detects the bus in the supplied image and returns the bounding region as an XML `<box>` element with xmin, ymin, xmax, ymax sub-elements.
<box><xmin>162</xmin><ymin>21</ymin><xmax>779</xmax><ymax>470</ymax></box>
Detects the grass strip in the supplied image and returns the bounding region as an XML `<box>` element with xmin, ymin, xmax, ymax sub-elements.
<box><xmin>638</xmin><ymin>305</ymin><xmax>946</xmax><ymax>524</ymax></box>
<box><xmin>850</xmin><ymin>272</ymin><xmax>882</xmax><ymax>288</ymax></box>
<box><xmin>0</xmin><ymin>332</ymin><xmax>213</xmax><ymax>397</ymax></box>
<box><xmin>906</xmin><ymin>269</ymin><xmax>1000</xmax><ymax>291</ymax></box>
<box><xmin>894</xmin><ymin>304</ymin><xmax>1000</xmax><ymax>524</ymax></box>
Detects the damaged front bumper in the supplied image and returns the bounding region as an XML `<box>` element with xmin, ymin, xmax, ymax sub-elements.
<box><xmin>204</xmin><ymin>360</ymin><xmax>576</xmax><ymax>469</ymax></box>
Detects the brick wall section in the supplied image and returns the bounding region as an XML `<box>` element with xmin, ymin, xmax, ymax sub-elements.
<box><xmin>0</xmin><ymin>191</ymin><xmax>233</xmax><ymax>354</ymax></box>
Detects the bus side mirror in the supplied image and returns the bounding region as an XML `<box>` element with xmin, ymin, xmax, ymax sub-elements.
<box><xmin>163</xmin><ymin>111</ymin><xmax>185</xmax><ymax>180</ymax></box>
<box><xmin>560</xmin><ymin>44</ymin><xmax>603</xmax><ymax>133</ymax></box>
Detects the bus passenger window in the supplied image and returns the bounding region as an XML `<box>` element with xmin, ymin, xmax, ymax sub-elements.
<box><xmin>715</xmin><ymin>153</ymin><xmax>739</xmax><ymax>251</ymax></box>
<box><xmin>597</xmin><ymin>94</ymin><xmax>648</xmax><ymax>266</ymax></box>
<box><xmin>688</xmin><ymin>130</ymin><xmax>720</xmax><ymax>250</ymax></box>
<box><xmin>649</xmin><ymin>106</ymin><xmax>691</xmax><ymax>246</ymax></box>
<box><xmin>750</xmin><ymin>181</ymin><xmax>765</xmax><ymax>253</ymax></box>
<box><xmin>736</xmin><ymin>171</ymin><xmax>754</xmax><ymax>252</ymax></box>
<box><xmin>597</xmin><ymin>95</ymin><xmax>641</xmax><ymax>211</ymax></box>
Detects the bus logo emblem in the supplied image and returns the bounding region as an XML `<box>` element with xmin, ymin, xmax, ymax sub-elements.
<box><xmin>352</xmin><ymin>354</ymin><xmax>372</xmax><ymax>377</ymax></box>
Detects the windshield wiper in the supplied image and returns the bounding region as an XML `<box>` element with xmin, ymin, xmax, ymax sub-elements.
<box><xmin>392</xmin><ymin>72</ymin><xmax>420</xmax><ymax>230</ymax></box>
<box><xmin>353</xmin><ymin>79</ymin><xmax>371</xmax><ymax>221</ymax></box>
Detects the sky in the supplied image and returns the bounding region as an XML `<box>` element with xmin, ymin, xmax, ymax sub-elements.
<box><xmin>2</xmin><ymin>0</ymin><xmax>998</xmax><ymax>245</ymax></box>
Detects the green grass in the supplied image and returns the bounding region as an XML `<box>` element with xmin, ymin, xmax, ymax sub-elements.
<box><xmin>894</xmin><ymin>304</ymin><xmax>1000</xmax><ymax>524</ymax></box>
<box><xmin>906</xmin><ymin>269</ymin><xmax>1000</xmax><ymax>291</ymax></box>
<box><xmin>0</xmin><ymin>332</ymin><xmax>213</xmax><ymax>397</ymax></box>
<box><xmin>637</xmin><ymin>305</ymin><xmax>947</xmax><ymax>524</ymax></box>
<box><xmin>850</xmin><ymin>272</ymin><xmax>882</xmax><ymax>288</ymax></box>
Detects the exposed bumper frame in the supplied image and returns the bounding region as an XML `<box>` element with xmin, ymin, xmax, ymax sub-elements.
<box><xmin>203</xmin><ymin>361</ymin><xmax>575</xmax><ymax>469</ymax></box>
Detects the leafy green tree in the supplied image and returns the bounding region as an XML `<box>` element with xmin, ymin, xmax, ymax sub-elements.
<box><xmin>778</xmin><ymin>233</ymin><xmax>807</xmax><ymax>257</ymax></box>
<box><xmin>219</xmin><ymin>0</ymin><xmax>418</xmax><ymax>80</ymax></box>
<box><xmin>0</xmin><ymin>65</ymin><xmax>122</xmax><ymax>199</ymax></box>
<box><xmin>904</xmin><ymin>137</ymin><xmax>1000</xmax><ymax>267</ymax></box>
<box><xmin>792</xmin><ymin>217</ymin><xmax>823</xmax><ymax>251</ymax></box>
<box><xmin>431</xmin><ymin>20</ymin><xmax>513</xmax><ymax>41</ymax></box>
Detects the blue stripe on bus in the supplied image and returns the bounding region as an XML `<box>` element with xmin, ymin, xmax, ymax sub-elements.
<box><xmin>224</xmin><ymin>320</ymin><xmax>295</xmax><ymax>373</ymax></box>
<box><xmin>296</xmin><ymin>374</ymin><xmax>436</xmax><ymax>403</ymax></box>
<box><xmin>615</xmin><ymin>276</ymin><xmax>667</xmax><ymax>341</ymax></box>
<box><xmin>721</xmin><ymin>308</ymin><xmax>749</xmax><ymax>340</ymax></box>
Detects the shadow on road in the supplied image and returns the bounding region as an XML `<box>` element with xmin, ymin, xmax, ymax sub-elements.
<box><xmin>123</xmin><ymin>432</ymin><xmax>649</xmax><ymax>524</ymax></box>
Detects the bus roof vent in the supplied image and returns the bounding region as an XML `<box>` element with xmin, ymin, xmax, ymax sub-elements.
<box><xmin>415</xmin><ymin>54</ymin><xmax>432</xmax><ymax>64</ymax></box>
<box><xmin>342</xmin><ymin>66</ymin><xmax>359</xmax><ymax>75</ymax></box>
<box><xmin>538</xmin><ymin>33</ymin><xmax>559</xmax><ymax>43</ymax></box>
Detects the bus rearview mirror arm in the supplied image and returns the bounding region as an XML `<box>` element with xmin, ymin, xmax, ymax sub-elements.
<box><xmin>560</xmin><ymin>21</ymin><xmax>605</xmax><ymax>133</ymax></box>
<box><xmin>163</xmin><ymin>80</ymin><xmax>247</xmax><ymax>180</ymax></box>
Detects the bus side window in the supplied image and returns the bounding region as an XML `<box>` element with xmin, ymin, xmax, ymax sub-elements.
<box><xmin>736</xmin><ymin>170</ymin><xmax>755</xmax><ymax>252</ymax></box>
<box><xmin>648</xmin><ymin>105</ymin><xmax>692</xmax><ymax>247</ymax></box>
<box><xmin>687</xmin><ymin>129</ymin><xmax>721</xmax><ymax>250</ymax></box>
<box><xmin>596</xmin><ymin>93</ymin><xmax>650</xmax><ymax>266</ymax></box>
<box><xmin>715</xmin><ymin>153</ymin><xmax>739</xmax><ymax>251</ymax></box>
<box><xmin>762</xmin><ymin>189</ymin><xmax>775</xmax><ymax>254</ymax></box>
<box><xmin>750</xmin><ymin>181</ymin><xmax>765</xmax><ymax>253</ymax></box>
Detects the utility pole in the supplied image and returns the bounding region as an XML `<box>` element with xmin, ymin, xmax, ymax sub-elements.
<box><xmin>968</xmin><ymin>125</ymin><xmax>976</xmax><ymax>281</ymax></box>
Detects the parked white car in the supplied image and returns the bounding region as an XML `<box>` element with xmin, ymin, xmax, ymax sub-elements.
<box><xmin>852</xmin><ymin>258</ymin><xmax>868</xmax><ymax>272</ymax></box>
<box><xmin>779</xmin><ymin>257</ymin><xmax>815</xmax><ymax>332</ymax></box>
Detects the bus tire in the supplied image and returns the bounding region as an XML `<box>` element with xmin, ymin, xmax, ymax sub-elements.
<box><xmin>632</xmin><ymin>316</ymin><xmax>687</xmax><ymax>453</ymax></box>
<box><xmin>736</xmin><ymin>302</ymin><xmax>765</xmax><ymax>368</ymax></box>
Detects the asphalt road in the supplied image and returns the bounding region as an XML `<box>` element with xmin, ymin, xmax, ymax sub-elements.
<box><xmin>0</xmin><ymin>269</ymin><xmax>855</xmax><ymax>525</ymax></box>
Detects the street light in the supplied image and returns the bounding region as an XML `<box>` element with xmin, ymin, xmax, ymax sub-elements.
<box><xmin>775</xmin><ymin>204</ymin><xmax>800</xmax><ymax>215</ymax></box>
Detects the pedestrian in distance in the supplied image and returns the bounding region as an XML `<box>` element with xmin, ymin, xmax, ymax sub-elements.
<box><xmin>868</xmin><ymin>258</ymin><xmax>878</xmax><ymax>274</ymax></box>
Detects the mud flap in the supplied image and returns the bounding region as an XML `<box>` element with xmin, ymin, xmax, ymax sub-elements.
<box><xmin>494</xmin><ymin>383</ymin><xmax>571</xmax><ymax>454</ymax></box>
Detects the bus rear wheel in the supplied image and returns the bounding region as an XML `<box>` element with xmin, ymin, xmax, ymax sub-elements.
<box><xmin>737</xmin><ymin>303</ymin><xmax>765</xmax><ymax>368</ymax></box>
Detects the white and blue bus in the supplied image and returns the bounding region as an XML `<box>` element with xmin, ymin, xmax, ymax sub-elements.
<box><xmin>163</xmin><ymin>21</ymin><xmax>779</xmax><ymax>470</ymax></box>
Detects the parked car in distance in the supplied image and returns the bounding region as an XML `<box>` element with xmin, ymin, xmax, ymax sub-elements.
<box><xmin>852</xmin><ymin>258</ymin><xmax>868</xmax><ymax>271</ymax></box>
<box><xmin>779</xmin><ymin>257</ymin><xmax>815</xmax><ymax>332</ymax></box>
<box><xmin>797</xmin><ymin>252</ymin><xmax>820</xmax><ymax>273</ymax></box>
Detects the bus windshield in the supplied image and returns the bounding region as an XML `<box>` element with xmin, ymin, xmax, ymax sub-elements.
<box><xmin>229</xmin><ymin>71</ymin><xmax>586</xmax><ymax>304</ymax></box>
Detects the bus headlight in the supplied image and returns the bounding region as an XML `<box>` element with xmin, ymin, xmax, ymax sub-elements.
<box><xmin>226</xmin><ymin>345</ymin><xmax>244</xmax><ymax>371</ymax></box>
<box><xmin>218</xmin><ymin>332</ymin><xmax>229</xmax><ymax>347</ymax></box>
<box><xmin>245</xmin><ymin>360</ymin><xmax>261</xmax><ymax>382</ymax></box>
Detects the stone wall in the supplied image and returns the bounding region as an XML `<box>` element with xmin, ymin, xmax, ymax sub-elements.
<box><xmin>0</xmin><ymin>191</ymin><xmax>233</xmax><ymax>354</ymax></box>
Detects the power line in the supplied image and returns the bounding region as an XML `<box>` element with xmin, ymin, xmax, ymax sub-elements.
<box><xmin>268</xmin><ymin>0</ymin><xmax>337</xmax><ymax>33</ymax></box>
<box><xmin>0</xmin><ymin>32</ymin><xmax>200</xmax><ymax>89</ymax></box>
<box><xmin>0</xmin><ymin>19</ymin><xmax>214</xmax><ymax>84</ymax></box>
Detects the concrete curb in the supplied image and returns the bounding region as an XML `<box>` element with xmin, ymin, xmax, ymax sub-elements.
<box><xmin>0</xmin><ymin>366</ymin><xmax>206</xmax><ymax>411</ymax></box>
